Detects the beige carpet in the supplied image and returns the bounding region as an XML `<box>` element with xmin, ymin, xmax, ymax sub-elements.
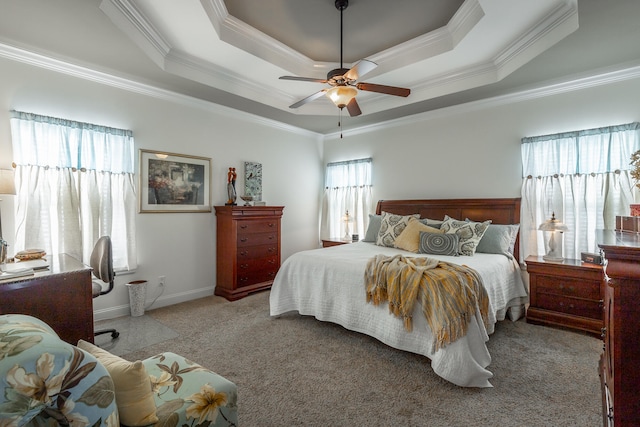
<box><xmin>98</xmin><ymin>291</ymin><xmax>603</xmax><ymax>427</ymax></box>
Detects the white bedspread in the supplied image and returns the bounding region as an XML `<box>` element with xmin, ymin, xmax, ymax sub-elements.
<box><xmin>269</xmin><ymin>242</ymin><xmax>528</xmax><ymax>388</ymax></box>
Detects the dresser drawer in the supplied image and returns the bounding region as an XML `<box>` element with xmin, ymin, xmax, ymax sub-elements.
<box><xmin>237</xmin><ymin>220</ymin><xmax>278</xmax><ymax>234</ymax></box>
<box><xmin>536</xmin><ymin>293</ymin><xmax>602</xmax><ymax>319</ymax></box>
<box><xmin>535</xmin><ymin>275</ymin><xmax>600</xmax><ymax>300</ymax></box>
<box><xmin>237</xmin><ymin>232</ymin><xmax>278</xmax><ymax>247</ymax></box>
<box><xmin>238</xmin><ymin>243</ymin><xmax>278</xmax><ymax>260</ymax></box>
<box><xmin>237</xmin><ymin>258</ymin><xmax>279</xmax><ymax>287</ymax></box>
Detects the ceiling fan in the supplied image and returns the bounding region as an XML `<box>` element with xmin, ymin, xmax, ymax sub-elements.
<box><xmin>279</xmin><ymin>0</ymin><xmax>411</xmax><ymax>117</ymax></box>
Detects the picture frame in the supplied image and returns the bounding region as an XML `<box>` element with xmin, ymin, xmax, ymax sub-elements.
<box><xmin>139</xmin><ymin>149</ymin><xmax>211</xmax><ymax>213</ymax></box>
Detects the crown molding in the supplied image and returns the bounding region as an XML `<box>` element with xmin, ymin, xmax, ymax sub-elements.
<box><xmin>0</xmin><ymin>41</ymin><xmax>322</xmax><ymax>140</ymax></box>
<box><xmin>325</xmin><ymin>60</ymin><xmax>640</xmax><ymax>140</ymax></box>
<box><xmin>4</xmin><ymin>33</ymin><xmax>636</xmax><ymax>143</ymax></box>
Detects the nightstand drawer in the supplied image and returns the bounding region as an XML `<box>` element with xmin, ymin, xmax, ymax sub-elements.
<box><xmin>525</xmin><ymin>255</ymin><xmax>604</xmax><ymax>335</ymax></box>
<box><xmin>535</xmin><ymin>293</ymin><xmax>603</xmax><ymax>319</ymax></box>
<box><xmin>535</xmin><ymin>275</ymin><xmax>600</xmax><ymax>300</ymax></box>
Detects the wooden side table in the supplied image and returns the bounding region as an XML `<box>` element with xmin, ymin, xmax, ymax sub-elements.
<box><xmin>525</xmin><ymin>255</ymin><xmax>604</xmax><ymax>335</ymax></box>
<box><xmin>321</xmin><ymin>239</ymin><xmax>352</xmax><ymax>248</ymax></box>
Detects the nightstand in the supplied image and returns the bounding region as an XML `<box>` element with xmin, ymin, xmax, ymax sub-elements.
<box><xmin>321</xmin><ymin>239</ymin><xmax>352</xmax><ymax>248</ymax></box>
<box><xmin>525</xmin><ymin>255</ymin><xmax>604</xmax><ymax>336</ymax></box>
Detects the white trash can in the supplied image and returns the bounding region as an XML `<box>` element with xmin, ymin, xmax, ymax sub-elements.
<box><xmin>126</xmin><ymin>280</ymin><xmax>147</xmax><ymax>317</ymax></box>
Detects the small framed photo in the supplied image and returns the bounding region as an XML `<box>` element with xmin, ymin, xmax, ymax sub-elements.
<box><xmin>139</xmin><ymin>149</ymin><xmax>211</xmax><ymax>213</ymax></box>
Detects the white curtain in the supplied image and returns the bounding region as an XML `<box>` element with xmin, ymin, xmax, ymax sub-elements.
<box><xmin>320</xmin><ymin>158</ymin><xmax>373</xmax><ymax>240</ymax></box>
<box><xmin>521</xmin><ymin>122</ymin><xmax>640</xmax><ymax>260</ymax></box>
<box><xmin>9</xmin><ymin>110</ymin><xmax>137</xmax><ymax>270</ymax></box>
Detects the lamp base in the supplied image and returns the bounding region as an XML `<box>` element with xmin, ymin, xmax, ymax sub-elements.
<box><xmin>542</xmin><ymin>254</ymin><xmax>564</xmax><ymax>262</ymax></box>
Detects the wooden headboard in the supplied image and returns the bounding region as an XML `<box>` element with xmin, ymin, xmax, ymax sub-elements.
<box><xmin>376</xmin><ymin>198</ymin><xmax>522</xmax><ymax>261</ymax></box>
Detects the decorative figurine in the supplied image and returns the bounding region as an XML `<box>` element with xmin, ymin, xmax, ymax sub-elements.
<box><xmin>226</xmin><ymin>167</ymin><xmax>237</xmax><ymax>206</ymax></box>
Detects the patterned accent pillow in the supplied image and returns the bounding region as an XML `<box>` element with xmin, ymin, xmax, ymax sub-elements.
<box><xmin>394</xmin><ymin>217</ymin><xmax>444</xmax><ymax>253</ymax></box>
<box><xmin>376</xmin><ymin>211</ymin><xmax>420</xmax><ymax>247</ymax></box>
<box><xmin>419</xmin><ymin>231</ymin><xmax>459</xmax><ymax>256</ymax></box>
<box><xmin>441</xmin><ymin>215</ymin><xmax>491</xmax><ymax>256</ymax></box>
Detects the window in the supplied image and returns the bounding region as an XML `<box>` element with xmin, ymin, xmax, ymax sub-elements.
<box><xmin>520</xmin><ymin>122</ymin><xmax>640</xmax><ymax>259</ymax></box>
<box><xmin>9</xmin><ymin>111</ymin><xmax>137</xmax><ymax>270</ymax></box>
<box><xmin>320</xmin><ymin>158</ymin><xmax>373</xmax><ymax>240</ymax></box>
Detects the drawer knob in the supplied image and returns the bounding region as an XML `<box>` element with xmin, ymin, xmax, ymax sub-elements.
<box><xmin>240</xmin><ymin>237</ymin><xmax>248</xmax><ymax>242</ymax></box>
<box><xmin>240</xmin><ymin>250</ymin><xmax>249</xmax><ymax>256</ymax></box>
<box><xmin>240</xmin><ymin>225</ymin><xmax>248</xmax><ymax>229</ymax></box>
<box><xmin>268</xmin><ymin>223</ymin><xmax>275</xmax><ymax>227</ymax></box>
<box><xmin>601</xmin><ymin>327</ymin><xmax>607</xmax><ymax>339</ymax></box>
<box><xmin>240</xmin><ymin>263</ymin><xmax>249</xmax><ymax>269</ymax></box>
<box><xmin>599</xmin><ymin>299</ymin><xmax>604</xmax><ymax>309</ymax></box>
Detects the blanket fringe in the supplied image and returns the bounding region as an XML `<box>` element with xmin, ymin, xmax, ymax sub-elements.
<box><xmin>364</xmin><ymin>254</ymin><xmax>489</xmax><ymax>351</ymax></box>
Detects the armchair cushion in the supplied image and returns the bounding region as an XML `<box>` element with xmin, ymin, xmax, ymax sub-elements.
<box><xmin>0</xmin><ymin>314</ymin><xmax>119</xmax><ymax>426</ymax></box>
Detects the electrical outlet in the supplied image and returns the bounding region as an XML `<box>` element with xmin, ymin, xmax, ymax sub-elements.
<box><xmin>158</xmin><ymin>275</ymin><xmax>166</xmax><ymax>287</ymax></box>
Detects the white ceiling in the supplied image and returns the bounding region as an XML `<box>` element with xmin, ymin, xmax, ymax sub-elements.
<box><xmin>1</xmin><ymin>0</ymin><xmax>640</xmax><ymax>134</ymax></box>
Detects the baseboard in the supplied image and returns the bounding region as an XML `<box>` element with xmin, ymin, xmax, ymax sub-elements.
<box><xmin>93</xmin><ymin>286</ymin><xmax>215</xmax><ymax>321</ymax></box>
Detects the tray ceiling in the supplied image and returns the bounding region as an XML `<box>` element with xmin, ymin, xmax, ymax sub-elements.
<box><xmin>99</xmin><ymin>0</ymin><xmax>579</xmax><ymax>118</ymax></box>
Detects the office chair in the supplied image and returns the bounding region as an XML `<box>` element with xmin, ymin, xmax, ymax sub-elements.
<box><xmin>91</xmin><ymin>235</ymin><xmax>120</xmax><ymax>339</ymax></box>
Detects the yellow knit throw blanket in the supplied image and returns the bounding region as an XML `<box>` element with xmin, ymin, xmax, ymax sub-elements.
<box><xmin>364</xmin><ymin>254</ymin><xmax>489</xmax><ymax>351</ymax></box>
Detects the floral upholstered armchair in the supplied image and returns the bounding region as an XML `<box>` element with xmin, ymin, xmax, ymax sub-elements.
<box><xmin>0</xmin><ymin>314</ymin><xmax>238</xmax><ymax>427</ymax></box>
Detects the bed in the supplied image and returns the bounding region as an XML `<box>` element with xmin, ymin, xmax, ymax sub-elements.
<box><xmin>269</xmin><ymin>198</ymin><xmax>528</xmax><ymax>388</ymax></box>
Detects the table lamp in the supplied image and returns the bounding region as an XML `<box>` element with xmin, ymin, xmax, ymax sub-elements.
<box><xmin>0</xmin><ymin>168</ymin><xmax>16</xmax><ymax>241</ymax></box>
<box><xmin>538</xmin><ymin>212</ymin><xmax>568</xmax><ymax>261</ymax></box>
<box><xmin>342</xmin><ymin>210</ymin><xmax>354</xmax><ymax>242</ymax></box>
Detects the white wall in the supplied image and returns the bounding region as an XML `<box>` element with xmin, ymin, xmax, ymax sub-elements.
<box><xmin>3</xmin><ymin>51</ymin><xmax>640</xmax><ymax>321</ymax></box>
<box><xmin>0</xmin><ymin>57</ymin><xmax>323</xmax><ymax>320</ymax></box>
<box><xmin>323</xmin><ymin>76</ymin><xmax>640</xmax><ymax>205</ymax></box>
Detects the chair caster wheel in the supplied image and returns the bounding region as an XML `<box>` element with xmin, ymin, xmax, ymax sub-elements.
<box><xmin>111</xmin><ymin>331</ymin><xmax>120</xmax><ymax>339</ymax></box>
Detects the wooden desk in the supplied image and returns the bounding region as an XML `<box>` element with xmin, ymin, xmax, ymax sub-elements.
<box><xmin>0</xmin><ymin>254</ymin><xmax>94</xmax><ymax>344</ymax></box>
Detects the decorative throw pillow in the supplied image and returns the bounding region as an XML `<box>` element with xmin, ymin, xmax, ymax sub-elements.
<box><xmin>394</xmin><ymin>217</ymin><xmax>444</xmax><ymax>253</ymax></box>
<box><xmin>376</xmin><ymin>211</ymin><xmax>420</xmax><ymax>247</ymax></box>
<box><xmin>441</xmin><ymin>215</ymin><xmax>491</xmax><ymax>256</ymax></box>
<box><xmin>77</xmin><ymin>340</ymin><xmax>159</xmax><ymax>426</ymax></box>
<box><xmin>419</xmin><ymin>218</ymin><xmax>443</xmax><ymax>228</ymax></box>
<box><xmin>475</xmin><ymin>223</ymin><xmax>520</xmax><ymax>257</ymax></box>
<box><xmin>363</xmin><ymin>214</ymin><xmax>382</xmax><ymax>242</ymax></box>
<box><xmin>419</xmin><ymin>231</ymin><xmax>459</xmax><ymax>256</ymax></box>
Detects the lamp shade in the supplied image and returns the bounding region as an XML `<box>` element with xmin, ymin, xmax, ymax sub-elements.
<box><xmin>326</xmin><ymin>86</ymin><xmax>357</xmax><ymax>108</ymax></box>
<box><xmin>539</xmin><ymin>212</ymin><xmax>568</xmax><ymax>261</ymax></box>
<box><xmin>0</xmin><ymin>169</ymin><xmax>15</xmax><ymax>195</ymax></box>
<box><xmin>538</xmin><ymin>212</ymin><xmax>568</xmax><ymax>232</ymax></box>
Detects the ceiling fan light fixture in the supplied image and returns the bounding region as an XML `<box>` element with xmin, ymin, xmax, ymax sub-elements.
<box><xmin>326</xmin><ymin>86</ymin><xmax>357</xmax><ymax>108</ymax></box>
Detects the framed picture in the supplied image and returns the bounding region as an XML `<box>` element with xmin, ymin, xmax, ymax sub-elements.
<box><xmin>139</xmin><ymin>149</ymin><xmax>211</xmax><ymax>213</ymax></box>
<box><xmin>244</xmin><ymin>161</ymin><xmax>262</xmax><ymax>201</ymax></box>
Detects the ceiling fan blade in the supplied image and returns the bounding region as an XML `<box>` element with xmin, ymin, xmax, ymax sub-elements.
<box><xmin>346</xmin><ymin>98</ymin><xmax>362</xmax><ymax>117</ymax></box>
<box><xmin>279</xmin><ymin>76</ymin><xmax>327</xmax><ymax>83</ymax></box>
<box><xmin>344</xmin><ymin>59</ymin><xmax>377</xmax><ymax>81</ymax></box>
<box><xmin>356</xmin><ymin>82</ymin><xmax>410</xmax><ymax>97</ymax></box>
<box><xmin>289</xmin><ymin>90</ymin><xmax>326</xmax><ymax>109</ymax></box>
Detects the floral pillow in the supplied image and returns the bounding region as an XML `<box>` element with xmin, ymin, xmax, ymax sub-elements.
<box><xmin>376</xmin><ymin>211</ymin><xmax>420</xmax><ymax>247</ymax></box>
<box><xmin>440</xmin><ymin>215</ymin><xmax>491</xmax><ymax>256</ymax></box>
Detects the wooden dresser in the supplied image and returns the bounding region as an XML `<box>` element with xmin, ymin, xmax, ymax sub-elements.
<box><xmin>597</xmin><ymin>230</ymin><xmax>640</xmax><ymax>426</ymax></box>
<box><xmin>525</xmin><ymin>255</ymin><xmax>604</xmax><ymax>335</ymax></box>
<box><xmin>215</xmin><ymin>205</ymin><xmax>284</xmax><ymax>301</ymax></box>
